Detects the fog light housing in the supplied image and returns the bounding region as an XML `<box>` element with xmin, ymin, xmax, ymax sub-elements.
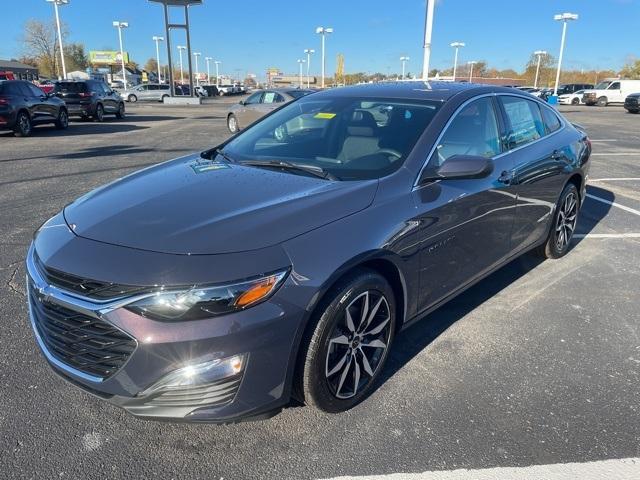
<box><xmin>141</xmin><ymin>354</ymin><xmax>246</xmax><ymax>397</ymax></box>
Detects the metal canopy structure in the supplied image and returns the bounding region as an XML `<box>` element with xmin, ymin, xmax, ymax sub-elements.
<box><xmin>149</xmin><ymin>0</ymin><xmax>203</xmax><ymax>97</ymax></box>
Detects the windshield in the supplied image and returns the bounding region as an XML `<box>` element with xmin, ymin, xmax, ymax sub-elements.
<box><xmin>222</xmin><ymin>96</ymin><xmax>441</xmax><ymax>180</ymax></box>
<box><xmin>594</xmin><ymin>81</ymin><xmax>611</xmax><ymax>90</ymax></box>
<box><xmin>287</xmin><ymin>90</ymin><xmax>312</xmax><ymax>99</ymax></box>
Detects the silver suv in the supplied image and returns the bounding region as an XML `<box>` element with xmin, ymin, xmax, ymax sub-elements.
<box><xmin>123</xmin><ymin>83</ymin><xmax>171</xmax><ymax>103</ymax></box>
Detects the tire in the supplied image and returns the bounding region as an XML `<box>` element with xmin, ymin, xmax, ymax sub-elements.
<box><xmin>161</xmin><ymin>95</ymin><xmax>168</xmax><ymax>103</ymax></box>
<box><xmin>627</xmin><ymin>109</ymin><xmax>639</xmax><ymax>114</ymax></box>
<box><xmin>93</xmin><ymin>104</ymin><xmax>104</xmax><ymax>122</ymax></box>
<box><xmin>571</xmin><ymin>97</ymin><xmax>580</xmax><ymax>105</ymax></box>
<box><xmin>115</xmin><ymin>102</ymin><xmax>125</xmax><ymax>119</ymax></box>
<box><xmin>227</xmin><ymin>114</ymin><xmax>239</xmax><ymax>133</ymax></box>
<box><xmin>536</xmin><ymin>183</ymin><xmax>580</xmax><ymax>259</ymax></box>
<box><xmin>55</xmin><ymin>109</ymin><xmax>69</xmax><ymax>130</ymax></box>
<box><xmin>297</xmin><ymin>269</ymin><xmax>396</xmax><ymax>413</ymax></box>
<box><xmin>128</xmin><ymin>94</ymin><xmax>137</xmax><ymax>103</ymax></box>
<box><xmin>13</xmin><ymin>111</ymin><xmax>32</xmax><ymax>137</ymax></box>
<box><xmin>597</xmin><ymin>96</ymin><xmax>608</xmax><ymax>107</ymax></box>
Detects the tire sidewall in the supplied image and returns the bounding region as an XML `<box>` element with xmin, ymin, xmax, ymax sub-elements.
<box><xmin>228</xmin><ymin>114</ymin><xmax>238</xmax><ymax>133</ymax></box>
<box><xmin>546</xmin><ymin>183</ymin><xmax>579</xmax><ymax>258</ymax></box>
<box><xmin>302</xmin><ymin>271</ymin><xmax>396</xmax><ymax>413</ymax></box>
<box><xmin>15</xmin><ymin>112</ymin><xmax>31</xmax><ymax>137</ymax></box>
<box><xmin>95</xmin><ymin>104</ymin><xmax>104</xmax><ymax>122</ymax></box>
<box><xmin>57</xmin><ymin>109</ymin><xmax>68</xmax><ymax>129</ymax></box>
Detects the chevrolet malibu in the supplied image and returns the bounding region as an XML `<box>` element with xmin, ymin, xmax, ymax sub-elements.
<box><xmin>26</xmin><ymin>82</ymin><xmax>591</xmax><ymax>422</ymax></box>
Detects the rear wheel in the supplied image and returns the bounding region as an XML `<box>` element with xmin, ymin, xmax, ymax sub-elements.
<box><xmin>297</xmin><ymin>269</ymin><xmax>396</xmax><ymax>413</ymax></box>
<box><xmin>536</xmin><ymin>183</ymin><xmax>580</xmax><ymax>259</ymax></box>
<box><xmin>161</xmin><ymin>94</ymin><xmax>168</xmax><ymax>103</ymax></box>
<box><xmin>13</xmin><ymin>111</ymin><xmax>32</xmax><ymax>137</ymax></box>
<box><xmin>115</xmin><ymin>102</ymin><xmax>125</xmax><ymax>119</ymax></box>
<box><xmin>597</xmin><ymin>96</ymin><xmax>608</xmax><ymax>107</ymax></box>
<box><xmin>227</xmin><ymin>114</ymin><xmax>239</xmax><ymax>133</ymax></box>
<box><xmin>55</xmin><ymin>109</ymin><xmax>69</xmax><ymax>129</ymax></box>
<box><xmin>93</xmin><ymin>104</ymin><xmax>104</xmax><ymax>122</ymax></box>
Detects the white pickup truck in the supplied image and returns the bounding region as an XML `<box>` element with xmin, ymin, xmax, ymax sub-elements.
<box><xmin>583</xmin><ymin>79</ymin><xmax>640</xmax><ymax>106</ymax></box>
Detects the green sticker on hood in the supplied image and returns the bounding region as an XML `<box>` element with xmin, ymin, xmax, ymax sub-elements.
<box><xmin>190</xmin><ymin>160</ymin><xmax>231</xmax><ymax>174</ymax></box>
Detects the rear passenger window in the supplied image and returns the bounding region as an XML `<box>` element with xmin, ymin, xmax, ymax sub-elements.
<box><xmin>541</xmin><ymin>106</ymin><xmax>561</xmax><ymax>133</ymax></box>
<box><xmin>432</xmin><ymin>97</ymin><xmax>501</xmax><ymax>167</ymax></box>
<box><xmin>500</xmin><ymin>96</ymin><xmax>545</xmax><ymax>149</ymax></box>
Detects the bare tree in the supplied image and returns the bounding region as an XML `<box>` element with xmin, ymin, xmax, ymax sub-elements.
<box><xmin>20</xmin><ymin>19</ymin><xmax>68</xmax><ymax>78</ymax></box>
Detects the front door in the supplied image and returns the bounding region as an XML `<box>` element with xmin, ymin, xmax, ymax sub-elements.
<box><xmin>413</xmin><ymin>96</ymin><xmax>517</xmax><ymax>313</ymax></box>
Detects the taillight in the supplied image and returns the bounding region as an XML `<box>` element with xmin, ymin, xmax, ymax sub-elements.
<box><xmin>0</xmin><ymin>96</ymin><xmax>8</xmax><ymax>105</ymax></box>
<box><xmin>78</xmin><ymin>92</ymin><xmax>91</xmax><ymax>98</ymax></box>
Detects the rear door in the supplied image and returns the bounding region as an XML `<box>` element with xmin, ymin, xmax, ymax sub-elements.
<box><xmin>414</xmin><ymin>95</ymin><xmax>517</xmax><ymax>312</ymax></box>
<box><xmin>17</xmin><ymin>82</ymin><xmax>42</xmax><ymax>122</ymax></box>
<box><xmin>25</xmin><ymin>82</ymin><xmax>56</xmax><ymax>121</ymax></box>
<box><xmin>498</xmin><ymin>95</ymin><xmax>568</xmax><ymax>252</ymax></box>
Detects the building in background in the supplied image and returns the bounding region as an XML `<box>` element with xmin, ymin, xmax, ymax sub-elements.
<box><xmin>0</xmin><ymin>59</ymin><xmax>39</xmax><ymax>81</ymax></box>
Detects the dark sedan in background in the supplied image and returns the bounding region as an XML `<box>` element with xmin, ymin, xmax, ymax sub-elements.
<box><xmin>226</xmin><ymin>88</ymin><xmax>314</xmax><ymax>133</ymax></box>
<box><xmin>624</xmin><ymin>93</ymin><xmax>640</xmax><ymax>114</ymax></box>
<box><xmin>0</xmin><ymin>80</ymin><xmax>68</xmax><ymax>136</ymax></box>
<box><xmin>27</xmin><ymin>82</ymin><xmax>590</xmax><ymax>423</ymax></box>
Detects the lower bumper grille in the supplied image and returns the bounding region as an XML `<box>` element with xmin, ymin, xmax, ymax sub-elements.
<box><xmin>145</xmin><ymin>375</ymin><xmax>242</xmax><ymax>408</ymax></box>
<box><xmin>29</xmin><ymin>287</ymin><xmax>136</xmax><ymax>379</ymax></box>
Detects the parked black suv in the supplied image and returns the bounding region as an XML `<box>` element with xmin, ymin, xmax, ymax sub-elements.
<box><xmin>0</xmin><ymin>80</ymin><xmax>68</xmax><ymax>137</ymax></box>
<box><xmin>556</xmin><ymin>83</ymin><xmax>594</xmax><ymax>95</ymax></box>
<box><xmin>624</xmin><ymin>93</ymin><xmax>640</xmax><ymax>114</ymax></box>
<box><xmin>53</xmin><ymin>80</ymin><xmax>125</xmax><ymax>121</ymax></box>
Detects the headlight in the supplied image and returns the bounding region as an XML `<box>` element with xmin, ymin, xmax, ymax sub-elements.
<box><xmin>125</xmin><ymin>269</ymin><xmax>288</xmax><ymax>321</ymax></box>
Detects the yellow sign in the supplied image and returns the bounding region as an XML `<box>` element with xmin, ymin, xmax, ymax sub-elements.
<box><xmin>314</xmin><ymin>112</ymin><xmax>336</xmax><ymax>119</ymax></box>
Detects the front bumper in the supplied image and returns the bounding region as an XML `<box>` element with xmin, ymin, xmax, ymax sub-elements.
<box><xmin>25</xmin><ymin>241</ymin><xmax>306</xmax><ymax>423</ymax></box>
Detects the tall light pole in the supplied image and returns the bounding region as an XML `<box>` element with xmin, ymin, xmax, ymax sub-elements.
<box><xmin>152</xmin><ymin>36</ymin><xmax>164</xmax><ymax>83</ymax></box>
<box><xmin>553</xmin><ymin>13</ymin><xmax>578</xmax><ymax>96</ymax></box>
<box><xmin>304</xmin><ymin>48</ymin><xmax>315</xmax><ymax>88</ymax></box>
<box><xmin>316</xmin><ymin>26</ymin><xmax>333</xmax><ymax>88</ymax></box>
<box><xmin>205</xmin><ymin>56</ymin><xmax>212</xmax><ymax>84</ymax></box>
<box><xmin>467</xmin><ymin>61</ymin><xmax>477</xmax><ymax>82</ymax></box>
<box><xmin>46</xmin><ymin>0</ymin><xmax>69</xmax><ymax>80</ymax></box>
<box><xmin>533</xmin><ymin>50</ymin><xmax>547</xmax><ymax>89</ymax></box>
<box><xmin>177</xmin><ymin>45</ymin><xmax>187</xmax><ymax>84</ymax></box>
<box><xmin>193</xmin><ymin>52</ymin><xmax>201</xmax><ymax>87</ymax></box>
<box><xmin>214</xmin><ymin>60</ymin><xmax>221</xmax><ymax>87</ymax></box>
<box><xmin>297</xmin><ymin>59</ymin><xmax>306</xmax><ymax>87</ymax></box>
<box><xmin>400</xmin><ymin>56</ymin><xmax>410</xmax><ymax>80</ymax></box>
<box><xmin>422</xmin><ymin>0</ymin><xmax>436</xmax><ymax>80</ymax></box>
<box><xmin>113</xmin><ymin>21</ymin><xmax>129</xmax><ymax>87</ymax></box>
<box><xmin>450</xmin><ymin>42</ymin><xmax>465</xmax><ymax>81</ymax></box>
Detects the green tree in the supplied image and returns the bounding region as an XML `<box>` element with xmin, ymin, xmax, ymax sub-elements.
<box><xmin>65</xmin><ymin>42</ymin><xmax>89</xmax><ymax>72</ymax></box>
<box><xmin>620</xmin><ymin>60</ymin><xmax>640</xmax><ymax>79</ymax></box>
<box><xmin>144</xmin><ymin>57</ymin><xmax>158</xmax><ymax>74</ymax></box>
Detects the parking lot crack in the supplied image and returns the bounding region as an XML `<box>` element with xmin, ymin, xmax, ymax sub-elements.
<box><xmin>4</xmin><ymin>261</ymin><xmax>24</xmax><ymax>298</ymax></box>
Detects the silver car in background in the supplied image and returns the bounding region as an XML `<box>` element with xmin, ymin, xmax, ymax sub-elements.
<box><xmin>123</xmin><ymin>83</ymin><xmax>171</xmax><ymax>103</ymax></box>
<box><xmin>226</xmin><ymin>88</ymin><xmax>314</xmax><ymax>133</ymax></box>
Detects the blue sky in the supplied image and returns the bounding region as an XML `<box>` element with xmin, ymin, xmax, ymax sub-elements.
<box><xmin>2</xmin><ymin>0</ymin><xmax>638</xmax><ymax>79</ymax></box>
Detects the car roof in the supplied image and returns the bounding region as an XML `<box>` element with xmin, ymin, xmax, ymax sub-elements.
<box><xmin>308</xmin><ymin>81</ymin><xmax>516</xmax><ymax>102</ymax></box>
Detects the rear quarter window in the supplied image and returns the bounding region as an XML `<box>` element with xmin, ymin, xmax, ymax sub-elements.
<box><xmin>541</xmin><ymin>106</ymin><xmax>562</xmax><ymax>133</ymax></box>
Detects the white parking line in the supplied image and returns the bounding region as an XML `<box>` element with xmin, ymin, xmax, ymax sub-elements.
<box><xmin>591</xmin><ymin>152</ymin><xmax>639</xmax><ymax>156</ymax></box>
<box><xmin>574</xmin><ymin>233</ymin><xmax>640</xmax><ymax>239</ymax></box>
<box><xmin>590</xmin><ymin>178</ymin><xmax>640</xmax><ymax>182</ymax></box>
<box><xmin>321</xmin><ymin>457</ymin><xmax>640</xmax><ymax>480</ymax></box>
<box><xmin>589</xmin><ymin>139</ymin><xmax>618</xmax><ymax>142</ymax></box>
<box><xmin>585</xmin><ymin>193</ymin><xmax>640</xmax><ymax>216</ymax></box>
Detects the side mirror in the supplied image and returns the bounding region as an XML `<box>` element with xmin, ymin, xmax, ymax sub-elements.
<box><xmin>420</xmin><ymin>154</ymin><xmax>494</xmax><ymax>183</ymax></box>
<box><xmin>239</xmin><ymin>100</ymin><xmax>245</xmax><ymax>105</ymax></box>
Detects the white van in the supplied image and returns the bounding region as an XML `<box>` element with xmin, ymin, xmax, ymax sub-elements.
<box><xmin>583</xmin><ymin>78</ymin><xmax>640</xmax><ymax>106</ymax></box>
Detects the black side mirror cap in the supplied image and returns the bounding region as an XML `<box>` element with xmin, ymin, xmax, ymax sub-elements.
<box><xmin>420</xmin><ymin>154</ymin><xmax>494</xmax><ymax>183</ymax></box>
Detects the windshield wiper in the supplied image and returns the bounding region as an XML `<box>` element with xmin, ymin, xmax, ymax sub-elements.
<box><xmin>239</xmin><ymin>159</ymin><xmax>337</xmax><ymax>180</ymax></box>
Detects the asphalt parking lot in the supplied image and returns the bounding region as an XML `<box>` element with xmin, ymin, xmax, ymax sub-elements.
<box><xmin>1</xmin><ymin>100</ymin><xmax>639</xmax><ymax>479</ymax></box>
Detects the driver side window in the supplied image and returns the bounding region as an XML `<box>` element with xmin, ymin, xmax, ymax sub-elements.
<box><xmin>245</xmin><ymin>92</ymin><xmax>262</xmax><ymax>105</ymax></box>
<box><xmin>431</xmin><ymin>97</ymin><xmax>501</xmax><ymax>168</ymax></box>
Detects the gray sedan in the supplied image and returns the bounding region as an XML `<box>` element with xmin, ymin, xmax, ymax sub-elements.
<box><xmin>226</xmin><ymin>88</ymin><xmax>313</xmax><ymax>133</ymax></box>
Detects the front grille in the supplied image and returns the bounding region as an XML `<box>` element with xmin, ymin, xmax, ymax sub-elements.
<box><xmin>29</xmin><ymin>287</ymin><xmax>137</xmax><ymax>379</ymax></box>
<box><xmin>34</xmin><ymin>252</ymin><xmax>147</xmax><ymax>301</ymax></box>
<box><xmin>626</xmin><ymin>98</ymin><xmax>638</xmax><ymax>106</ymax></box>
<box><xmin>145</xmin><ymin>375</ymin><xmax>242</xmax><ymax>408</ymax></box>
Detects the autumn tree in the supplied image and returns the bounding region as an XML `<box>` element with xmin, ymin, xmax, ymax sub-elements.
<box><xmin>620</xmin><ymin>60</ymin><xmax>640</xmax><ymax>79</ymax></box>
<box><xmin>65</xmin><ymin>42</ymin><xmax>89</xmax><ymax>72</ymax></box>
<box><xmin>20</xmin><ymin>19</ymin><xmax>67</xmax><ymax>78</ymax></box>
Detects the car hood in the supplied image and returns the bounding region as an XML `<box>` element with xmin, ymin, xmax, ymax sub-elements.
<box><xmin>64</xmin><ymin>154</ymin><xmax>378</xmax><ymax>255</ymax></box>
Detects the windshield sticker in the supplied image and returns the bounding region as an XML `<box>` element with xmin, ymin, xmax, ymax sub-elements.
<box><xmin>314</xmin><ymin>112</ymin><xmax>337</xmax><ymax>119</ymax></box>
<box><xmin>190</xmin><ymin>160</ymin><xmax>231</xmax><ymax>174</ymax></box>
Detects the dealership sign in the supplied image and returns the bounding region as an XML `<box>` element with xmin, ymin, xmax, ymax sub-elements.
<box><xmin>89</xmin><ymin>51</ymin><xmax>130</xmax><ymax>66</ymax></box>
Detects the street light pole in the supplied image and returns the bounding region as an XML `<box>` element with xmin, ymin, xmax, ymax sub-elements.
<box><xmin>214</xmin><ymin>61</ymin><xmax>221</xmax><ymax>87</ymax></box>
<box><xmin>205</xmin><ymin>57</ymin><xmax>212</xmax><ymax>84</ymax></box>
<box><xmin>304</xmin><ymin>49</ymin><xmax>315</xmax><ymax>88</ymax></box>
<box><xmin>153</xmin><ymin>36</ymin><xmax>164</xmax><ymax>83</ymax></box>
<box><xmin>177</xmin><ymin>46</ymin><xmax>186</xmax><ymax>84</ymax></box>
<box><xmin>316</xmin><ymin>26</ymin><xmax>333</xmax><ymax>88</ymax></box>
<box><xmin>297</xmin><ymin>59</ymin><xmax>305</xmax><ymax>87</ymax></box>
<box><xmin>450</xmin><ymin>42</ymin><xmax>465</xmax><ymax>82</ymax></box>
<box><xmin>422</xmin><ymin>0</ymin><xmax>435</xmax><ymax>80</ymax></box>
<box><xmin>113</xmin><ymin>21</ymin><xmax>129</xmax><ymax>87</ymax></box>
<box><xmin>46</xmin><ymin>0</ymin><xmax>69</xmax><ymax>80</ymax></box>
<box><xmin>533</xmin><ymin>50</ymin><xmax>547</xmax><ymax>89</ymax></box>
<box><xmin>553</xmin><ymin>13</ymin><xmax>578</xmax><ymax>96</ymax></box>
<box><xmin>467</xmin><ymin>61</ymin><xmax>477</xmax><ymax>82</ymax></box>
<box><xmin>193</xmin><ymin>52</ymin><xmax>201</xmax><ymax>87</ymax></box>
<box><xmin>400</xmin><ymin>56</ymin><xmax>410</xmax><ymax>80</ymax></box>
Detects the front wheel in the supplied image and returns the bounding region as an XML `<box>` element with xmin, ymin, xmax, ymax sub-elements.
<box><xmin>597</xmin><ymin>96</ymin><xmax>608</xmax><ymax>107</ymax></box>
<box><xmin>115</xmin><ymin>103</ymin><xmax>126</xmax><ymax>119</ymax></box>
<box><xmin>128</xmin><ymin>94</ymin><xmax>137</xmax><ymax>103</ymax></box>
<box><xmin>13</xmin><ymin>112</ymin><xmax>32</xmax><ymax>137</ymax></box>
<box><xmin>55</xmin><ymin>109</ymin><xmax>69</xmax><ymax>129</ymax></box>
<box><xmin>536</xmin><ymin>183</ymin><xmax>580</xmax><ymax>259</ymax></box>
<box><xmin>93</xmin><ymin>104</ymin><xmax>105</xmax><ymax>122</ymax></box>
<box><xmin>297</xmin><ymin>269</ymin><xmax>396</xmax><ymax>413</ymax></box>
<box><xmin>571</xmin><ymin>97</ymin><xmax>580</xmax><ymax>105</ymax></box>
<box><xmin>227</xmin><ymin>114</ymin><xmax>239</xmax><ymax>133</ymax></box>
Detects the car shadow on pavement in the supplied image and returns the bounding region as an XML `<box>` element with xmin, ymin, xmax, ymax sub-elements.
<box><xmin>0</xmin><ymin>123</ymin><xmax>150</xmax><ymax>137</ymax></box>
<box><xmin>110</xmin><ymin>115</ymin><xmax>185</xmax><ymax>122</ymax></box>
